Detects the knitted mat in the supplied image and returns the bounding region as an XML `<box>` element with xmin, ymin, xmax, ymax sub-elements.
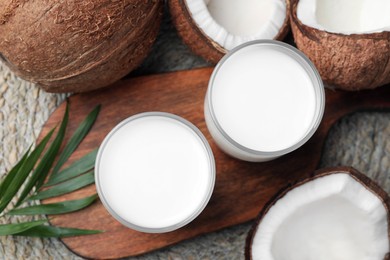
<box><xmin>1</xmin><ymin>7</ymin><xmax>390</xmax><ymax>260</ymax></box>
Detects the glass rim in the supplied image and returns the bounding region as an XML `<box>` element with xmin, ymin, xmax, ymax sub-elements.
<box><xmin>95</xmin><ymin>112</ymin><xmax>216</xmax><ymax>233</ymax></box>
<box><xmin>206</xmin><ymin>39</ymin><xmax>325</xmax><ymax>157</ymax></box>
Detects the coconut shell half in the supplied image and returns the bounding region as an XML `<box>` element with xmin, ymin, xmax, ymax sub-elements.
<box><xmin>169</xmin><ymin>0</ymin><xmax>291</xmax><ymax>64</ymax></box>
<box><xmin>290</xmin><ymin>0</ymin><xmax>390</xmax><ymax>91</ymax></box>
<box><xmin>246</xmin><ymin>166</ymin><xmax>390</xmax><ymax>260</ymax></box>
<box><xmin>0</xmin><ymin>0</ymin><xmax>163</xmax><ymax>93</ymax></box>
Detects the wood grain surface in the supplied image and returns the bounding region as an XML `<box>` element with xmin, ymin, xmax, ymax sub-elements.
<box><xmin>40</xmin><ymin>67</ymin><xmax>390</xmax><ymax>259</ymax></box>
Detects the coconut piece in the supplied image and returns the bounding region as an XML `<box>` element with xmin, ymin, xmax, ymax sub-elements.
<box><xmin>297</xmin><ymin>0</ymin><xmax>390</xmax><ymax>35</ymax></box>
<box><xmin>246</xmin><ymin>167</ymin><xmax>390</xmax><ymax>260</ymax></box>
<box><xmin>290</xmin><ymin>0</ymin><xmax>390</xmax><ymax>90</ymax></box>
<box><xmin>169</xmin><ymin>0</ymin><xmax>290</xmax><ymax>63</ymax></box>
<box><xmin>0</xmin><ymin>0</ymin><xmax>163</xmax><ymax>93</ymax></box>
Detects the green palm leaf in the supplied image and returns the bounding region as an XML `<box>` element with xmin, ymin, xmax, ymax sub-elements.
<box><xmin>8</xmin><ymin>194</ymin><xmax>98</xmax><ymax>215</ymax></box>
<box><xmin>50</xmin><ymin>105</ymin><xmax>100</xmax><ymax>177</ymax></box>
<box><xmin>0</xmin><ymin>130</ymin><xmax>54</xmax><ymax>213</ymax></box>
<box><xmin>16</xmin><ymin>103</ymin><xmax>70</xmax><ymax>206</ymax></box>
<box><xmin>45</xmin><ymin>149</ymin><xmax>97</xmax><ymax>186</ymax></box>
<box><xmin>0</xmin><ymin>146</ymin><xmax>31</xmax><ymax>199</ymax></box>
<box><xmin>0</xmin><ymin>220</ymin><xmax>47</xmax><ymax>236</ymax></box>
<box><xmin>1</xmin><ymin>103</ymin><xmax>102</xmax><ymax>238</ymax></box>
<box><xmin>14</xmin><ymin>225</ymin><xmax>102</xmax><ymax>237</ymax></box>
<box><xmin>29</xmin><ymin>171</ymin><xmax>94</xmax><ymax>201</ymax></box>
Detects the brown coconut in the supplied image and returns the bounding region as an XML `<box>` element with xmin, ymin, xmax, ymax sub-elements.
<box><xmin>0</xmin><ymin>0</ymin><xmax>163</xmax><ymax>93</ymax></box>
<box><xmin>169</xmin><ymin>0</ymin><xmax>291</xmax><ymax>64</ymax></box>
<box><xmin>245</xmin><ymin>166</ymin><xmax>390</xmax><ymax>259</ymax></box>
<box><xmin>290</xmin><ymin>0</ymin><xmax>390</xmax><ymax>91</ymax></box>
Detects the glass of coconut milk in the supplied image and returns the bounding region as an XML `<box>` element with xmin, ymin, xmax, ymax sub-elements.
<box><xmin>95</xmin><ymin>112</ymin><xmax>215</xmax><ymax>233</ymax></box>
<box><xmin>205</xmin><ymin>40</ymin><xmax>325</xmax><ymax>162</ymax></box>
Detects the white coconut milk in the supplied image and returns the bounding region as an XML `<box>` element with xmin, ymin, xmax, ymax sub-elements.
<box><xmin>206</xmin><ymin>0</ymin><xmax>275</xmax><ymax>36</ymax></box>
<box><xmin>95</xmin><ymin>113</ymin><xmax>215</xmax><ymax>233</ymax></box>
<box><xmin>205</xmin><ymin>40</ymin><xmax>324</xmax><ymax>161</ymax></box>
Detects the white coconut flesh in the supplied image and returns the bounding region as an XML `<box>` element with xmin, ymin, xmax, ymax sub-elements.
<box><xmin>297</xmin><ymin>0</ymin><xmax>390</xmax><ymax>34</ymax></box>
<box><xmin>251</xmin><ymin>173</ymin><xmax>389</xmax><ymax>260</ymax></box>
<box><xmin>185</xmin><ymin>0</ymin><xmax>287</xmax><ymax>50</ymax></box>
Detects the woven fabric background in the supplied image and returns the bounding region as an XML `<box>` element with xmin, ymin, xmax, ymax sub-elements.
<box><xmin>1</xmin><ymin>6</ymin><xmax>390</xmax><ymax>260</ymax></box>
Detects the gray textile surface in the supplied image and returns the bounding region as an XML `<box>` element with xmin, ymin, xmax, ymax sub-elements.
<box><xmin>1</xmin><ymin>5</ymin><xmax>390</xmax><ymax>260</ymax></box>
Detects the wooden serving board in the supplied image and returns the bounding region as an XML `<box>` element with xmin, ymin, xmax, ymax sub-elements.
<box><xmin>40</xmin><ymin>67</ymin><xmax>390</xmax><ymax>259</ymax></box>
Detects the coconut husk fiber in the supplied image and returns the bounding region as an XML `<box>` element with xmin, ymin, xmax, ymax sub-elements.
<box><xmin>1</xmin><ymin>5</ymin><xmax>390</xmax><ymax>260</ymax></box>
<box><xmin>0</xmin><ymin>0</ymin><xmax>163</xmax><ymax>93</ymax></box>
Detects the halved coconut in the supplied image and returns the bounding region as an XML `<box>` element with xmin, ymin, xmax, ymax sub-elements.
<box><xmin>169</xmin><ymin>0</ymin><xmax>290</xmax><ymax>63</ymax></box>
<box><xmin>246</xmin><ymin>167</ymin><xmax>390</xmax><ymax>260</ymax></box>
<box><xmin>290</xmin><ymin>0</ymin><xmax>390</xmax><ymax>91</ymax></box>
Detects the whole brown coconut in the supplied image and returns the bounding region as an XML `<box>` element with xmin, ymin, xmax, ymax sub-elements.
<box><xmin>169</xmin><ymin>0</ymin><xmax>291</xmax><ymax>64</ymax></box>
<box><xmin>0</xmin><ymin>0</ymin><xmax>163</xmax><ymax>93</ymax></box>
<box><xmin>290</xmin><ymin>0</ymin><xmax>390</xmax><ymax>91</ymax></box>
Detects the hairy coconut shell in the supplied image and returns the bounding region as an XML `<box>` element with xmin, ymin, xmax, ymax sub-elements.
<box><xmin>245</xmin><ymin>166</ymin><xmax>390</xmax><ymax>260</ymax></box>
<box><xmin>169</xmin><ymin>0</ymin><xmax>291</xmax><ymax>64</ymax></box>
<box><xmin>290</xmin><ymin>0</ymin><xmax>390</xmax><ymax>91</ymax></box>
<box><xmin>0</xmin><ymin>0</ymin><xmax>163</xmax><ymax>93</ymax></box>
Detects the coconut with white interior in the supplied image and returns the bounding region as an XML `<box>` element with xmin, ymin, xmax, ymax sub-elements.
<box><xmin>291</xmin><ymin>0</ymin><xmax>390</xmax><ymax>90</ymax></box>
<box><xmin>246</xmin><ymin>167</ymin><xmax>390</xmax><ymax>260</ymax></box>
<box><xmin>169</xmin><ymin>0</ymin><xmax>290</xmax><ymax>63</ymax></box>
